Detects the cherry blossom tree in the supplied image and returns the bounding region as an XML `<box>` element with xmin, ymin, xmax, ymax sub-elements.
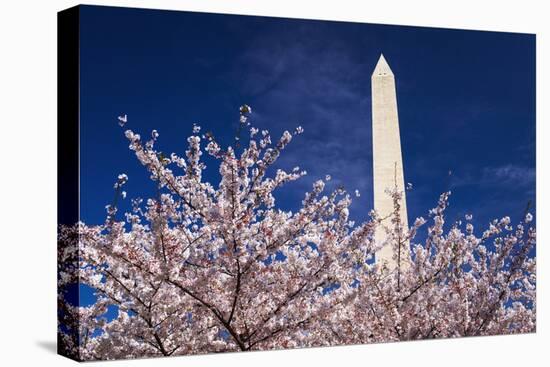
<box><xmin>58</xmin><ymin>106</ymin><xmax>536</xmax><ymax>361</ymax></box>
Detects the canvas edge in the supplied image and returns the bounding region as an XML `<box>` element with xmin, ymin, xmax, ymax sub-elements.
<box><xmin>57</xmin><ymin>5</ymin><xmax>82</xmax><ymax>362</ymax></box>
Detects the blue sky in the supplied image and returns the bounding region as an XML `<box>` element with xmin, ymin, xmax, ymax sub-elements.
<box><xmin>79</xmin><ymin>5</ymin><xmax>536</xmax><ymax>239</ymax></box>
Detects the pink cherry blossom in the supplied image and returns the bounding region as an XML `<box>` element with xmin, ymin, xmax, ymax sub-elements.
<box><xmin>58</xmin><ymin>107</ymin><xmax>536</xmax><ymax>361</ymax></box>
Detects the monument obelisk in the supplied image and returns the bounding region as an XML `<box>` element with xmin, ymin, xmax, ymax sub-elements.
<box><xmin>371</xmin><ymin>54</ymin><xmax>410</xmax><ymax>270</ymax></box>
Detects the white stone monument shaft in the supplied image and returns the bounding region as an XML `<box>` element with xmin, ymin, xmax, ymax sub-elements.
<box><xmin>371</xmin><ymin>54</ymin><xmax>409</xmax><ymax>269</ymax></box>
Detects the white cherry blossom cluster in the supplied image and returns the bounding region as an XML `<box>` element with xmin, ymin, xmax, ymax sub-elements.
<box><xmin>57</xmin><ymin>107</ymin><xmax>536</xmax><ymax>360</ymax></box>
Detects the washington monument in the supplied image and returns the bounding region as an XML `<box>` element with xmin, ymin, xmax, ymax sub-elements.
<box><xmin>372</xmin><ymin>54</ymin><xmax>410</xmax><ymax>270</ymax></box>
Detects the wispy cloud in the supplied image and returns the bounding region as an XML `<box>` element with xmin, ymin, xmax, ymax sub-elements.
<box><xmin>452</xmin><ymin>164</ymin><xmax>535</xmax><ymax>190</ymax></box>
<box><xmin>228</xmin><ymin>24</ymin><xmax>376</xmax><ymax>218</ymax></box>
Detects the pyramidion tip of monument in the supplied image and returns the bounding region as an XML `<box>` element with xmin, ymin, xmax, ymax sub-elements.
<box><xmin>372</xmin><ymin>53</ymin><xmax>394</xmax><ymax>77</ymax></box>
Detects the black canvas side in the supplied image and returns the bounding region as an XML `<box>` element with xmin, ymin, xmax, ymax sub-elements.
<box><xmin>57</xmin><ymin>5</ymin><xmax>81</xmax><ymax>362</ymax></box>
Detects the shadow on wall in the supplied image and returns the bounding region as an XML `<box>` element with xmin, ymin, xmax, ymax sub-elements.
<box><xmin>36</xmin><ymin>340</ymin><xmax>57</xmax><ymax>355</ymax></box>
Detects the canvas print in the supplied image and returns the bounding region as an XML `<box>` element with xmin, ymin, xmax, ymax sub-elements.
<box><xmin>57</xmin><ymin>5</ymin><xmax>536</xmax><ymax>361</ymax></box>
